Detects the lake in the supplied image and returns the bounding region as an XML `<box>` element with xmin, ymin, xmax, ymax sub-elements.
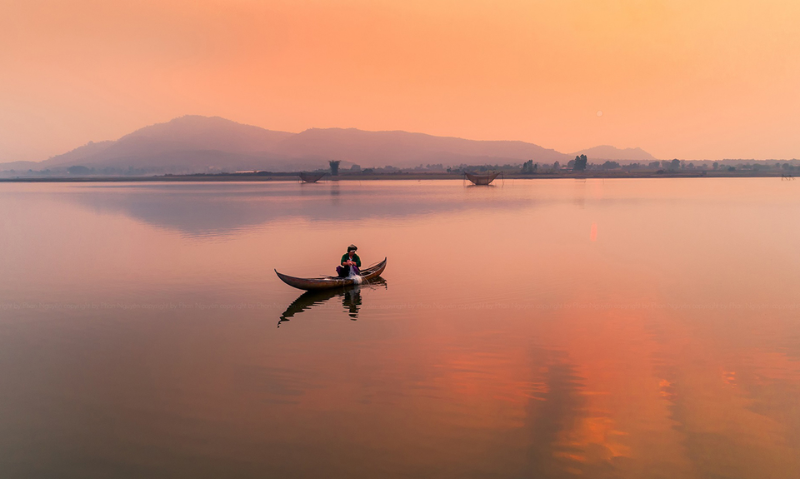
<box><xmin>1</xmin><ymin>179</ymin><xmax>799</xmax><ymax>478</ymax></box>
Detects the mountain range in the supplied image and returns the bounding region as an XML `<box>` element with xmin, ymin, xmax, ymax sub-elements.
<box><xmin>1</xmin><ymin>116</ymin><xmax>657</xmax><ymax>174</ymax></box>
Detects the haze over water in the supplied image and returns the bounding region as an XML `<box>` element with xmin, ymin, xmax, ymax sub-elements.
<box><xmin>1</xmin><ymin>179</ymin><xmax>799</xmax><ymax>478</ymax></box>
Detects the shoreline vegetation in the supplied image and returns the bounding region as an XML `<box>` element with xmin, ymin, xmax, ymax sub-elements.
<box><xmin>2</xmin><ymin>157</ymin><xmax>798</xmax><ymax>183</ymax></box>
<box><xmin>0</xmin><ymin>169</ymin><xmax>795</xmax><ymax>183</ymax></box>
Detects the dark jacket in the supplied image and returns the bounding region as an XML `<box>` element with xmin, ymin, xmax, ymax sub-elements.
<box><xmin>340</xmin><ymin>253</ymin><xmax>361</xmax><ymax>267</ymax></box>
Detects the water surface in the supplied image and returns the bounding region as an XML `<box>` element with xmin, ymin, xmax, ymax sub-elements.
<box><xmin>1</xmin><ymin>179</ymin><xmax>799</xmax><ymax>478</ymax></box>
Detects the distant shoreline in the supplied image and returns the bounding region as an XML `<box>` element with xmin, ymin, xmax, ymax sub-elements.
<box><xmin>0</xmin><ymin>171</ymin><xmax>795</xmax><ymax>183</ymax></box>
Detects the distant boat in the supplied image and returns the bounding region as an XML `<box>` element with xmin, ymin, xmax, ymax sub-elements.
<box><xmin>299</xmin><ymin>172</ymin><xmax>326</xmax><ymax>183</ymax></box>
<box><xmin>465</xmin><ymin>171</ymin><xmax>501</xmax><ymax>185</ymax></box>
<box><xmin>275</xmin><ymin>258</ymin><xmax>387</xmax><ymax>290</ymax></box>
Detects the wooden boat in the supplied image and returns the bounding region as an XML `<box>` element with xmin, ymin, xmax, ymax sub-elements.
<box><xmin>465</xmin><ymin>171</ymin><xmax>501</xmax><ymax>185</ymax></box>
<box><xmin>299</xmin><ymin>172</ymin><xmax>326</xmax><ymax>183</ymax></box>
<box><xmin>275</xmin><ymin>258</ymin><xmax>387</xmax><ymax>290</ymax></box>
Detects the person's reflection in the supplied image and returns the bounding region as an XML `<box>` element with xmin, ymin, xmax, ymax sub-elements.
<box><xmin>277</xmin><ymin>278</ymin><xmax>386</xmax><ymax>327</ymax></box>
<box><xmin>342</xmin><ymin>286</ymin><xmax>362</xmax><ymax>319</ymax></box>
<box><xmin>329</xmin><ymin>182</ymin><xmax>341</xmax><ymax>205</ymax></box>
<box><xmin>572</xmin><ymin>178</ymin><xmax>587</xmax><ymax>208</ymax></box>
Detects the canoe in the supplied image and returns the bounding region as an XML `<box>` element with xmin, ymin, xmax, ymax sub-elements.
<box><xmin>465</xmin><ymin>171</ymin><xmax>501</xmax><ymax>185</ymax></box>
<box><xmin>275</xmin><ymin>257</ymin><xmax>387</xmax><ymax>290</ymax></box>
<box><xmin>299</xmin><ymin>172</ymin><xmax>326</xmax><ymax>183</ymax></box>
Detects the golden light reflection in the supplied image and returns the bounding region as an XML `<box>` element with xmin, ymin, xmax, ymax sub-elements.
<box><xmin>3</xmin><ymin>180</ymin><xmax>800</xmax><ymax>477</ymax></box>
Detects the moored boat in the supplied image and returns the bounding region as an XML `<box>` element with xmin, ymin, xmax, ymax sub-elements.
<box><xmin>464</xmin><ymin>171</ymin><xmax>501</xmax><ymax>185</ymax></box>
<box><xmin>299</xmin><ymin>172</ymin><xmax>326</xmax><ymax>183</ymax></box>
<box><xmin>275</xmin><ymin>257</ymin><xmax>387</xmax><ymax>290</ymax></box>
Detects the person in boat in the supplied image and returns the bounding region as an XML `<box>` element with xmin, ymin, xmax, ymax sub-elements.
<box><xmin>337</xmin><ymin>244</ymin><xmax>361</xmax><ymax>277</ymax></box>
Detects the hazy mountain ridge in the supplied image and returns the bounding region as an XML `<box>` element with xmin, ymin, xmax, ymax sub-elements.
<box><xmin>108</xmin><ymin>116</ymin><xmax>294</xmax><ymax>155</ymax></box>
<box><xmin>39</xmin><ymin>116</ymin><xmax>294</xmax><ymax>170</ymax></box>
<box><xmin>1</xmin><ymin>116</ymin><xmax>657</xmax><ymax>174</ymax></box>
<box><xmin>41</xmin><ymin>140</ymin><xmax>115</xmax><ymax>167</ymax></box>
<box><xmin>273</xmin><ymin>128</ymin><xmax>570</xmax><ymax>167</ymax></box>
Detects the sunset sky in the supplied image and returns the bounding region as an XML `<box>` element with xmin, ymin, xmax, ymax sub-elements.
<box><xmin>2</xmin><ymin>0</ymin><xmax>799</xmax><ymax>162</ymax></box>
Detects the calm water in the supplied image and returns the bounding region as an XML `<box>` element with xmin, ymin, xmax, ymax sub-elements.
<box><xmin>1</xmin><ymin>179</ymin><xmax>799</xmax><ymax>478</ymax></box>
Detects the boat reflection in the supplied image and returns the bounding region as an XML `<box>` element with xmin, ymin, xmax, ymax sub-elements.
<box><xmin>277</xmin><ymin>278</ymin><xmax>387</xmax><ymax>327</ymax></box>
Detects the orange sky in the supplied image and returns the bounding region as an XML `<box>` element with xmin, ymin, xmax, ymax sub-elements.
<box><xmin>2</xmin><ymin>0</ymin><xmax>799</xmax><ymax>162</ymax></box>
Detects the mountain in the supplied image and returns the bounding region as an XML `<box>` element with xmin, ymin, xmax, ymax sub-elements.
<box><xmin>40</xmin><ymin>116</ymin><xmax>295</xmax><ymax>172</ymax></box>
<box><xmin>571</xmin><ymin>145</ymin><xmax>657</xmax><ymax>162</ymax></box>
<box><xmin>41</xmin><ymin>140</ymin><xmax>114</xmax><ymax>167</ymax></box>
<box><xmin>273</xmin><ymin>128</ymin><xmax>569</xmax><ymax>168</ymax></box>
<box><xmin>4</xmin><ymin>116</ymin><xmax>655</xmax><ymax>174</ymax></box>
